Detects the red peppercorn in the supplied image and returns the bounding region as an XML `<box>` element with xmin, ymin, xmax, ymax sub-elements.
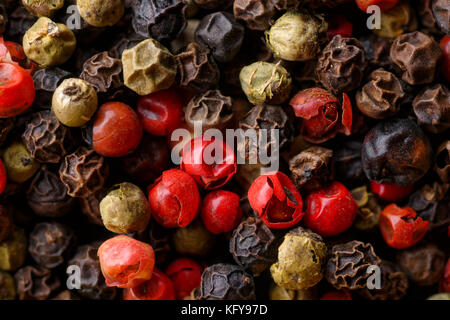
<box><xmin>304</xmin><ymin>181</ymin><xmax>358</xmax><ymax>237</ymax></box>
<box><xmin>0</xmin><ymin>159</ymin><xmax>6</xmax><ymax>195</ymax></box>
<box><xmin>137</xmin><ymin>88</ymin><xmax>184</xmax><ymax>136</ymax></box>
<box><xmin>98</xmin><ymin>235</ymin><xmax>155</xmax><ymax>289</ymax></box>
<box><xmin>326</xmin><ymin>14</ymin><xmax>353</xmax><ymax>40</ymax></box>
<box><xmin>356</xmin><ymin>0</ymin><xmax>398</xmax><ymax>12</ymax></box>
<box><xmin>0</xmin><ymin>62</ymin><xmax>35</xmax><ymax>118</ymax></box>
<box><xmin>93</xmin><ymin>102</ymin><xmax>143</xmax><ymax>157</ymax></box>
<box><xmin>370</xmin><ymin>181</ymin><xmax>414</xmax><ymax>202</ymax></box>
<box><xmin>180</xmin><ymin>136</ymin><xmax>237</xmax><ymax>190</ymax></box>
<box><xmin>123</xmin><ymin>269</ymin><xmax>175</xmax><ymax>300</ymax></box>
<box><xmin>166</xmin><ymin>258</ymin><xmax>203</xmax><ymax>300</ymax></box>
<box><xmin>440</xmin><ymin>259</ymin><xmax>450</xmax><ymax>293</ymax></box>
<box><xmin>3</xmin><ymin>40</ymin><xmax>36</xmax><ymax>73</ymax></box>
<box><xmin>148</xmin><ymin>169</ymin><xmax>200</xmax><ymax>228</ymax></box>
<box><xmin>320</xmin><ymin>290</ymin><xmax>352</xmax><ymax>300</ymax></box>
<box><xmin>440</xmin><ymin>35</ymin><xmax>450</xmax><ymax>82</ymax></box>
<box><xmin>379</xmin><ymin>204</ymin><xmax>429</xmax><ymax>249</ymax></box>
<box><xmin>201</xmin><ymin>190</ymin><xmax>242</xmax><ymax>234</ymax></box>
<box><xmin>248</xmin><ymin>171</ymin><xmax>304</xmax><ymax>229</ymax></box>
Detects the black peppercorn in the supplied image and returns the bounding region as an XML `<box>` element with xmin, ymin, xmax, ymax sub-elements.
<box><xmin>233</xmin><ymin>0</ymin><xmax>275</xmax><ymax>31</ymax></box>
<box><xmin>14</xmin><ymin>265</ymin><xmax>60</xmax><ymax>300</ymax></box>
<box><xmin>32</xmin><ymin>67</ymin><xmax>72</xmax><ymax>108</ymax></box>
<box><xmin>431</xmin><ymin>0</ymin><xmax>450</xmax><ymax>34</ymax></box>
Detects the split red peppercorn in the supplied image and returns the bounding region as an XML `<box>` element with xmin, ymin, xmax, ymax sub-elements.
<box><xmin>440</xmin><ymin>35</ymin><xmax>450</xmax><ymax>82</ymax></box>
<box><xmin>148</xmin><ymin>169</ymin><xmax>200</xmax><ymax>228</ymax></box>
<box><xmin>356</xmin><ymin>0</ymin><xmax>398</xmax><ymax>12</ymax></box>
<box><xmin>248</xmin><ymin>171</ymin><xmax>304</xmax><ymax>229</ymax></box>
<box><xmin>166</xmin><ymin>258</ymin><xmax>203</xmax><ymax>300</ymax></box>
<box><xmin>0</xmin><ymin>159</ymin><xmax>6</xmax><ymax>195</ymax></box>
<box><xmin>379</xmin><ymin>204</ymin><xmax>429</xmax><ymax>249</ymax></box>
<box><xmin>180</xmin><ymin>136</ymin><xmax>237</xmax><ymax>190</ymax></box>
<box><xmin>93</xmin><ymin>101</ymin><xmax>143</xmax><ymax>157</ymax></box>
<box><xmin>304</xmin><ymin>181</ymin><xmax>358</xmax><ymax>237</ymax></box>
<box><xmin>2</xmin><ymin>40</ymin><xmax>36</xmax><ymax>73</ymax></box>
<box><xmin>201</xmin><ymin>190</ymin><xmax>242</xmax><ymax>234</ymax></box>
<box><xmin>320</xmin><ymin>290</ymin><xmax>352</xmax><ymax>300</ymax></box>
<box><xmin>326</xmin><ymin>14</ymin><xmax>353</xmax><ymax>40</ymax></box>
<box><xmin>0</xmin><ymin>62</ymin><xmax>35</xmax><ymax>118</ymax></box>
<box><xmin>370</xmin><ymin>181</ymin><xmax>414</xmax><ymax>202</ymax></box>
<box><xmin>98</xmin><ymin>235</ymin><xmax>155</xmax><ymax>289</ymax></box>
<box><xmin>440</xmin><ymin>259</ymin><xmax>450</xmax><ymax>293</ymax></box>
<box><xmin>137</xmin><ymin>88</ymin><xmax>184</xmax><ymax>136</ymax></box>
<box><xmin>123</xmin><ymin>269</ymin><xmax>175</xmax><ymax>300</ymax></box>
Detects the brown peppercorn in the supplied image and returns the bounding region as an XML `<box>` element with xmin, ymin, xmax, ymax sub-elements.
<box><xmin>199</xmin><ymin>263</ymin><xmax>255</xmax><ymax>300</ymax></box>
<box><xmin>413</xmin><ymin>84</ymin><xmax>450</xmax><ymax>133</ymax></box>
<box><xmin>0</xmin><ymin>227</ymin><xmax>27</xmax><ymax>271</ymax></box>
<box><xmin>27</xmin><ymin>166</ymin><xmax>75</xmax><ymax>218</ymax></box>
<box><xmin>356</xmin><ymin>69</ymin><xmax>404</xmax><ymax>119</ymax></box>
<box><xmin>23</xmin><ymin>17</ymin><xmax>76</xmax><ymax>68</ymax></box>
<box><xmin>271</xmin><ymin>0</ymin><xmax>301</xmax><ymax>11</ymax></box>
<box><xmin>22</xmin><ymin>0</ymin><xmax>64</xmax><ymax>18</ymax></box>
<box><xmin>14</xmin><ymin>265</ymin><xmax>60</xmax><ymax>300</ymax></box>
<box><xmin>357</xmin><ymin>261</ymin><xmax>409</xmax><ymax>300</ymax></box>
<box><xmin>289</xmin><ymin>146</ymin><xmax>333</xmax><ymax>191</ymax></box>
<box><xmin>0</xmin><ymin>271</ymin><xmax>16</xmax><ymax>300</ymax></box>
<box><xmin>390</xmin><ymin>31</ymin><xmax>442</xmax><ymax>85</ymax></box>
<box><xmin>33</xmin><ymin>67</ymin><xmax>72</xmax><ymax>108</ymax></box>
<box><xmin>396</xmin><ymin>243</ymin><xmax>445</xmax><ymax>286</ymax></box>
<box><xmin>77</xmin><ymin>0</ymin><xmax>124</xmax><ymax>27</ymax></box>
<box><xmin>233</xmin><ymin>0</ymin><xmax>275</xmax><ymax>31</ymax></box>
<box><xmin>0</xmin><ymin>118</ymin><xmax>14</xmax><ymax>147</ymax></box>
<box><xmin>193</xmin><ymin>0</ymin><xmax>233</xmax><ymax>10</ymax></box>
<box><xmin>373</xmin><ymin>0</ymin><xmax>417</xmax><ymax>38</ymax></box>
<box><xmin>22</xmin><ymin>110</ymin><xmax>73</xmax><ymax>163</ymax></box>
<box><xmin>170</xmin><ymin>18</ymin><xmax>200</xmax><ymax>53</ymax></box>
<box><xmin>326</xmin><ymin>240</ymin><xmax>381</xmax><ymax>290</ymax></box>
<box><xmin>434</xmin><ymin>140</ymin><xmax>449</xmax><ymax>183</ymax></box>
<box><xmin>79</xmin><ymin>51</ymin><xmax>123</xmax><ymax>94</ymax></box>
<box><xmin>173</xmin><ymin>220</ymin><xmax>216</xmax><ymax>256</ymax></box>
<box><xmin>229</xmin><ymin>216</ymin><xmax>277</xmax><ymax>276</ymax></box>
<box><xmin>67</xmin><ymin>242</ymin><xmax>117</xmax><ymax>300</ymax></box>
<box><xmin>122</xmin><ymin>38</ymin><xmax>177</xmax><ymax>96</ymax></box>
<box><xmin>432</xmin><ymin>0</ymin><xmax>450</xmax><ymax>33</ymax></box>
<box><xmin>417</xmin><ymin>0</ymin><xmax>441</xmax><ymax>34</ymax></box>
<box><xmin>185</xmin><ymin>90</ymin><xmax>234</xmax><ymax>130</ymax></box>
<box><xmin>78</xmin><ymin>189</ymin><xmax>105</xmax><ymax>226</ymax></box>
<box><xmin>28</xmin><ymin>222</ymin><xmax>75</xmax><ymax>269</ymax></box>
<box><xmin>359</xmin><ymin>34</ymin><xmax>392</xmax><ymax>69</ymax></box>
<box><xmin>316</xmin><ymin>35</ymin><xmax>367</xmax><ymax>94</ymax></box>
<box><xmin>175</xmin><ymin>42</ymin><xmax>220</xmax><ymax>93</ymax></box>
<box><xmin>0</xmin><ymin>205</ymin><xmax>12</xmax><ymax>243</ymax></box>
<box><xmin>59</xmin><ymin>146</ymin><xmax>109</xmax><ymax>198</ymax></box>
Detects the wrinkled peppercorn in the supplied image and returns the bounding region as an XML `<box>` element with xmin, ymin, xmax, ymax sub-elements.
<box><xmin>229</xmin><ymin>217</ymin><xmax>277</xmax><ymax>276</ymax></box>
<box><xmin>185</xmin><ymin>90</ymin><xmax>233</xmax><ymax>130</ymax></box>
<box><xmin>199</xmin><ymin>263</ymin><xmax>255</xmax><ymax>300</ymax></box>
<box><xmin>22</xmin><ymin>0</ymin><xmax>64</xmax><ymax>18</ymax></box>
<box><xmin>173</xmin><ymin>220</ymin><xmax>216</xmax><ymax>256</ymax></box>
<box><xmin>78</xmin><ymin>189</ymin><xmax>105</xmax><ymax>226</ymax></box>
<box><xmin>373</xmin><ymin>0</ymin><xmax>417</xmax><ymax>38</ymax></box>
<box><xmin>33</xmin><ymin>67</ymin><xmax>72</xmax><ymax>108</ymax></box>
<box><xmin>5</xmin><ymin>7</ymin><xmax>36</xmax><ymax>42</ymax></box>
<box><xmin>14</xmin><ymin>265</ymin><xmax>60</xmax><ymax>300</ymax></box>
<box><xmin>0</xmin><ymin>227</ymin><xmax>27</xmax><ymax>271</ymax></box>
<box><xmin>27</xmin><ymin>165</ymin><xmax>74</xmax><ymax>218</ymax></box>
<box><xmin>77</xmin><ymin>0</ymin><xmax>124</xmax><ymax>27</ymax></box>
<box><xmin>359</xmin><ymin>34</ymin><xmax>391</xmax><ymax>69</ymax></box>
<box><xmin>28</xmin><ymin>222</ymin><xmax>75</xmax><ymax>269</ymax></box>
<box><xmin>432</xmin><ymin>0</ymin><xmax>450</xmax><ymax>34</ymax></box>
<box><xmin>110</xmin><ymin>33</ymin><xmax>145</xmax><ymax>59</ymax></box>
<box><xmin>413</xmin><ymin>83</ymin><xmax>450</xmax><ymax>133</ymax></box>
<box><xmin>434</xmin><ymin>140</ymin><xmax>449</xmax><ymax>183</ymax></box>
<box><xmin>417</xmin><ymin>0</ymin><xmax>441</xmax><ymax>34</ymax></box>
<box><xmin>326</xmin><ymin>240</ymin><xmax>381</xmax><ymax>290</ymax></box>
<box><xmin>233</xmin><ymin>0</ymin><xmax>275</xmax><ymax>31</ymax></box>
<box><xmin>350</xmin><ymin>186</ymin><xmax>382</xmax><ymax>231</ymax></box>
<box><xmin>0</xmin><ymin>271</ymin><xmax>15</xmax><ymax>300</ymax></box>
<box><xmin>396</xmin><ymin>243</ymin><xmax>445</xmax><ymax>286</ymax></box>
<box><xmin>361</xmin><ymin>118</ymin><xmax>432</xmax><ymax>186</ymax></box>
<box><xmin>59</xmin><ymin>146</ymin><xmax>109</xmax><ymax>198</ymax></box>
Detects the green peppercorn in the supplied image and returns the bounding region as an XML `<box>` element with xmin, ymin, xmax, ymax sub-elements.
<box><xmin>173</xmin><ymin>220</ymin><xmax>216</xmax><ymax>256</ymax></box>
<box><xmin>265</xmin><ymin>11</ymin><xmax>327</xmax><ymax>61</ymax></box>
<box><xmin>52</xmin><ymin>78</ymin><xmax>98</xmax><ymax>127</ymax></box>
<box><xmin>100</xmin><ymin>183</ymin><xmax>151</xmax><ymax>234</ymax></box>
<box><xmin>269</xmin><ymin>282</ymin><xmax>316</xmax><ymax>300</ymax></box>
<box><xmin>0</xmin><ymin>227</ymin><xmax>27</xmax><ymax>271</ymax></box>
<box><xmin>270</xmin><ymin>226</ymin><xmax>327</xmax><ymax>290</ymax></box>
<box><xmin>240</xmin><ymin>61</ymin><xmax>292</xmax><ymax>105</ymax></box>
<box><xmin>77</xmin><ymin>0</ymin><xmax>124</xmax><ymax>27</ymax></box>
<box><xmin>351</xmin><ymin>186</ymin><xmax>382</xmax><ymax>232</ymax></box>
<box><xmin>22</xmin><ymin>0</ymin><xmax>64</xmax><ymax>17</ymax></box>
<box><xmin>0</xmin><ymin>271</ymin><xmax>16</xmax><ymax>300</ymax></box>
<box><xmin>2</xmin><ymin>142</ymin><xmax>40</xmax><ymax>183</ymax></box>
<box><xmin>23</xmin><ymin>17</ymin><xmax>76</xmax><ymax>68</ymax></box>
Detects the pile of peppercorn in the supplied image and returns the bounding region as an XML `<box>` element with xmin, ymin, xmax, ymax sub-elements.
<box><xmin>0</xmin><ymin>0</ymin><xmax>449</xmax><ymax>301</ymax></box>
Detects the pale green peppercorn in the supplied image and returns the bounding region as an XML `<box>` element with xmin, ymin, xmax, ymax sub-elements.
<box><xmin>2</xmin><ymin>142</ymin><xmax>40</xmax><ymax>183</ymax></box>
<box><xmin>351</xmin><ymin>186</ymin><xmax>382</xmax><ymax>231</ymax></box>
<box><xmin>100</xmin><ymin>183</ymin><xmax>151</xmax><ymax>234</ymax></box>
<box><xmin>22</xmin><ymin>0</ymin><xmax>65</xmax><ymax>17</ymax></box>
<box><xmin>0</xmin><ymin>271</ymin><xmax>16</xmax><ymax>300</ymax></box>
<box><xmin>77</xmin><ymin>0</ymin><xmax>124</xmax><ymax>27</ymax></box>
<box><xmin>240</xmin><ymin>61</ymin><xmax>292</xmax><ymax>105</ymax></box>
<box><xmin>173</xmin><ymin>220</ymin><xmax>215</xmax><ymax>256</ymax></box>
<box><xmin>0</xmin><ymin>227</ymin><xmax>27</xmax><ymax>271</ymax></box>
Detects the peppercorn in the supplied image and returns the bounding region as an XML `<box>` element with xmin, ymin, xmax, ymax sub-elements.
<box><xmin>166</xmin><ymin>258</ymin><xmax>203</xmax><ymax>300</ymax></box>
<box><xmin>413</xmin><ymin>84</ymin><xmax>449</xmax><ymax>133</ymax></box>
<box><xmin>199</xmin><ymin>263</ymin><xmax>256</xmax><ymax>300</ymax></box>
<box><xmin>27</xmin><ymin>165</ymin><xmax>74</xmax><ymax>218</ymax></box>
<box><xmin>434</xmin><ymin>140</ymin><xmax>449</xmax><ymax>183</ymax></box>
<box><xmin>67</xmin><ymin>242</ymin><xmax>117</xmax><ymax>300</ymax></box>
<box><xmin>269</xmin><ymin>282</ymin><xmax>317</xmax><ymax>300</ymax></box>
<box><xmin>271</xmin><ymin>227</ymin><xmax>327</xmax><ymax>290</ymax></box>
<box><xmin>14</xmin><ymin>265</ymin><xmax>60</xmax><ymax>300</ymax></box>
<box><xmin>359</xmin><ymin>34</ymin><xmax>391</xmax><ymax>69</ymax></box>
<box><xmin>122</xmin><ymin>38</ymin><xmax>177</xmax><ymax>96</ymax></box>
<box><xmin>123</xmin><ymin>268</ymin><xmax>176</xmax><ymax>300</ymax></box>
<box><xmin>350</xmin><ymin>186</ymin><xmax>382</xmax><ymax>232</ymax></box>
<box><xmin>5</xmin><ymin>7</ymin><xmax>36</xmax><ymax>42</ymax></box>
<box><xmin>0</xmin><ymin>271</ymin><xmax>15</xmax><ymax>300</ymax></box>
<box><xmin>32</xmin><ymin>67</ymin><xmax>72</xmax><ymax>107</ymax></box>
<box><xmin>100</xmin><ymin>182</ymin><xmax>150</xmax><ymax>234</ymax></box>
<box><xmin>201</xmin><ymin>190</ymin><xmax>242</xmax><ymax>235</ymax></box>
<box><xmin>431</xmin><ymin>0</ymin><xmax>449</xmax><ymax>34</ymax></box>
<box><xmin>78</xmin><ymin>189</ymin><xmax>105</xmax><ymax>226</ymax></box>
<box><xmin>2</xmin><ymin>141</ymin><xmax>40</xmax><ymax>183</ymax></box>
<box><xmin>233</xmin><ymin>0</ymin><xmax>275</xmax><ymax>31</ymax></box>
<box><xmin>77</xmin><ymin>0</ymin><xmax>124</xmax><ymax>27</ymax></box>
<box><xmin>110</xmin><ymin>33</ymin><xmax>145</xmax><ymax>59</ymax></box>
<box><xmin>22</xmin><ymin>0</ymin><xmax>64</xmax><ymax>18</ymax></box>
<box><xmin>23</xmin><ymin>17</ymin><xmax>76</xmax><ymax>67</ymax></box>
<box><xmin>172</xmin><ymin>219</ymin><xmax>216</xmax><ymax>256</ymax></box>
<box><xmin>265</xmin><ymin>11</ymin><xmax>327</xmax><ymax>62</ymax></box>
<box><xmin>373</xmin><ymin>0</ymin><xmax>417</xmax><ymax>38</ymax></box>
<box><xmin>0</xmin><ymin>227</ymin><xmax>27</xmax><ymax>271</ymax></box>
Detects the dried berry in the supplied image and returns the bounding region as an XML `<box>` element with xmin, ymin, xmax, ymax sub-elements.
<box><xmin>316</xmin><ymin>35</ymin><xmax>367</xmax><ymax>94</ymax></box>
<box><xmin>390</xmin><ymin>31</ymin><xmax>442</xmax><ymax>85</ymax></box>
<box><xmin>350</xmin><ymin>186</ymin><xmax>382</xmax><ymax>232</ymax></box>
<box><xmin>199</xmin><ymin>263</ymin><xmax>255</xmax><ymax>300</ymax></box>
<box><xmin>173</xmin><ymin>220</ymin><xmax>215</xmax><ymax>256</ymax></box>
<box><xmin>175</xmin><ymin>42</ymin><xmax>220</xmax><ymax>93</ymax></box>
<box><xmin>359</xmin><ymin>34</ymin><xmax>391</xmax><ymax>69</ymax></box>
<box><xmin>334</xmin><ymin>141</ymin><xmax>366</xmax><ymax>186</ymax></box>
<box><xmin>59</xmin><ymin>146</ymin><xmax>109</xmax><ymax>198</ymax></box>
<box><xmin>434</xmin><ymin>140</ymin><xmax>449</xmax><ymax>183</ymax></box>
<box><xmin>229</xmin><ymin>217</ymin><xmax>277</xmax><ymax>276</ymax></box>
<box><xmin>233</xmin><ymin>0</ymin><xmax>275</xmax><ymax>31</ymax></box>
<box><xmin>2</xmin><ymin>141</ymin><xmax>40</xmax><ymax>183</ymax></box>
<box><xmin>27</xmin><ymin>166</ymin><xmax>74</xmax><ymax>218</ymax></box>
<box><xmin>14</xmin><ymin>265</ymin><xmax>60</xmax><ymax>300</ymax></box>
<box><xmin>373</xmin><ymin>0</ymin><xmax>417</xmax><ymax>38</ymax></box>
<box><xmin>185</xmin><ymin>90</ymin><xmax>233</xmax><ymax>130</ymax></box>
<box><xmin>417</xmin><ymin>0</ymin><xmax>440</xmax><ymax>33</ymax></box>
<box><xmin>413</xmin><ymin>83</ymin><xmax>450</xmax><ymax>133</ymax></box>
<box><xmin>110</xmin><ymin>33</ymin><xmax>145</xmax><ymax>59</ymax></box>
<box><xmin>5</xmin><ymin>7</ymin><xmax>36</xmax><ymax>42</ymax></box>
<box><xmin>432</xmin><ymin>0</ymin><xmax>450</xmax><ymax>34</ymax></box>
<box><xmin>78</xmin><ymin>189</ymin><xmax>105</xmax><ymax>226</ymax></box>
<box><xmin>0</xmin><ymin>227</ymin><xmax>27</xmax><ymax>271</ymax></box>
<box><xmin>0</xmin><ymin>271</ymin><xmax>15</xmax><ymax>300</ymax></box>
<box><xmin>22</xmin><ymin>0</ymin><xmax>64</xmax><ymax>18</ymax></box>
<box><xmin>28</xmin><ymin>222</ymin><xmax>75</xmax><ymax>269</ymax></box>
<box><xmin>33</xmin><ymin>67</ymin><xmax>71</xmax><ymax>107</ymax></box>
<box><xmin>77</xmin><ymin>0</ymin><xmax>124</xmax><ymax>27</ymax></box>
<box><xmin>326</xmin><ymin>240</ymin><xmax>381</xmax><ymax>290</ymax></box>
<box><xmin>356</xmin><ymin>69</ymin><xmax>404</xmax><ymax>119</ymax></box>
